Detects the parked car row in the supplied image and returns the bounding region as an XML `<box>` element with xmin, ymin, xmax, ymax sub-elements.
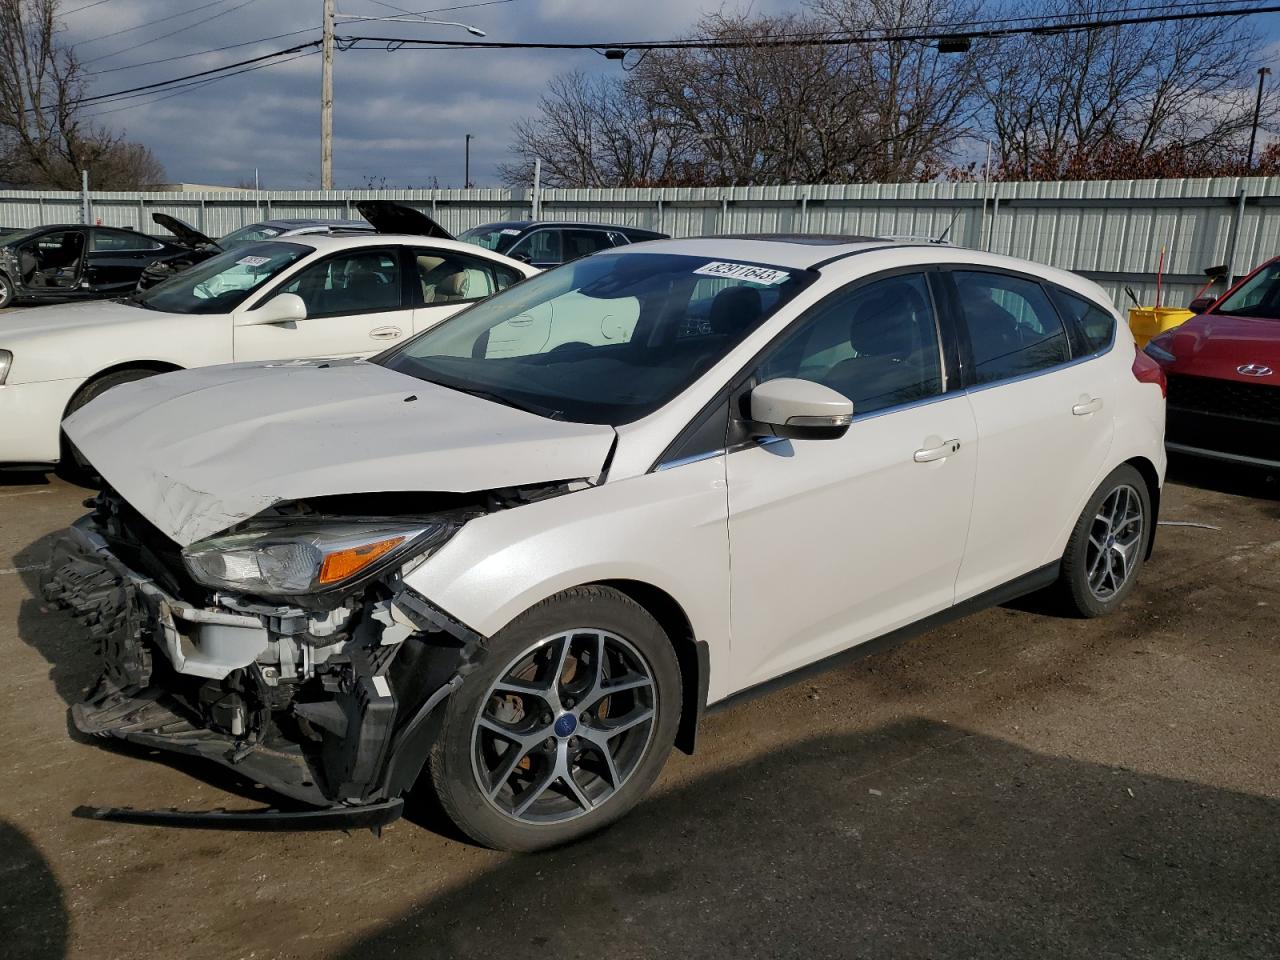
<box><xmin>18</xmin><ymin>228</ymin><xmax>1173</xmax><ymax>853</ymax></box>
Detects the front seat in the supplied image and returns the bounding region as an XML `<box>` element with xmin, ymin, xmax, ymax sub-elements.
<box><xmin>708</xmin><ymin>285</ymin><xmax>763</xmax><ymax>339</ymax></box>
<box><xmin>827</xmin><ymin>283</ymin><xmax>927</xmax><ymax>409</ymax></box>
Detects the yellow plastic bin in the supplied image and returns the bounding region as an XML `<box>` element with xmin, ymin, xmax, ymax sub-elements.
<box><xmin>1127</xmin><ymin>307</ymin><xmax>1193</xmax><ymax>348</ymax></box>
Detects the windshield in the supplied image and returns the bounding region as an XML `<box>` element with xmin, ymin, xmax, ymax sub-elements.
<box><xmin>375</xmin><ymin>252</ymin><xmax>812</xmax><ymax>425</ymax></box>
<box><xmin>1216</xmin><ymin>261</ymin><xmax>1280</xmax><ymax>320</ymax></box>
<box><xmin>458</xmin><ymin>225</ymin><xmax>520</xmax><ymax>254</ymax></box>
<box><xmin>220</xmin><ymin>223</ymin><xmax>286</xmax><ymax>249</ymax></box>
<box><xmin>134</xmin><ymin>241</ymin><xmax>308</xmax><ymax>314</ymax></box>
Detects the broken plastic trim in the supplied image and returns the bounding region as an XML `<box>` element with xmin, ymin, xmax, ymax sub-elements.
<box><xmin>72</xmin><ymin>797</ymin><xmax>404</xmax><ymax>833</ymax></box>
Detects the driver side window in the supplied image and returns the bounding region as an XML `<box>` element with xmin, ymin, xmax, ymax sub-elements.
<box><xmin>755</xmin><ymin>273</ymin><xmax>944</xmax><ymax>416</ymax></box>
<box><xmin>280</xmin><ymin>248</ymin><xmax>401</xmax><ymax>318</ymax></box>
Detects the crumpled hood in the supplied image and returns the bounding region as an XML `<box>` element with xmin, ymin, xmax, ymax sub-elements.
<box><xmin>63</xmin><ymin>359</ymin><xmax>617</xmax><ymax>546</ymax></box>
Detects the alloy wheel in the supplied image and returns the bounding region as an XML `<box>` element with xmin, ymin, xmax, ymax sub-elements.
<box><xmin>471</xmin><ymin>629</ymin><xmax>657</xmax><ymax>825</ymax></box>
<box><xmin>1086</xmin><ymin>483</ymin><xmax>1145</xmax><ymax>601</ymax></box>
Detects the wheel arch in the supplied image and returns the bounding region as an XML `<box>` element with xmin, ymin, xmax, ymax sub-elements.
<box><xmin>62</xmin><ymin>359</ymin><xmax>185</xmax><ymax>419</ymax></box>
<box><xmin>593</xmin><ymin>578</ymin><xmax>708</xmax><ymax>757</ymax></box>
<box><xmin>1123</xmin><ymin>455</ymin><xmax>1161</xmax><ymax>559</ymax></box>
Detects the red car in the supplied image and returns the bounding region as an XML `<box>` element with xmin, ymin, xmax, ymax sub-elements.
<box><xmin>1145</xmin><ymin>257</ymin><xmax>1280</xmax><ymax>469</ymax></box>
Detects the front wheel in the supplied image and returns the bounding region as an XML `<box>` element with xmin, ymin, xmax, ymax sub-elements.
<box><xmin>428</xmin><ymin>586</ymin><xmax>681</xmax><ymax>851</ymax></box>
<box><xmin>0</xmin><ymin>272</ymin><xmax>13</xmax><ymax>309</ymax></box>
<box><xmin>59</xmin><ymin>368</ymin><xmax>161</xmax><ymax>483</ymax></box>
<box><xmin>1056</xmin><ymin>463</ymin><xmax>1152</xmax><ymax>617</ymax></box>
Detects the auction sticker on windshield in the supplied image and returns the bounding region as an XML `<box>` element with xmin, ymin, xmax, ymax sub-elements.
<box><xmin>236</xmin><ymin>256</ymin><xmax>272</xmax><ymax>267</ymax></box>
<box><xmin>693</xmin><ymin>261</ymin><xmax>790</xmax><ymax>285</ymax></box>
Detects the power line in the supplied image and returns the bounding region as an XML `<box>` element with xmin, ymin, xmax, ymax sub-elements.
<box><xmin>367</xmin><ymin>0</ymin><xmax>521</xmax><ymax>15</ymax></box>
<box><xmin>62</xmin><ymin>0</ymin><xmax>114</xmax><ymax>15</ymax></box>
<box><xmin>81</xmin><ymin>49</ymin><xmax>320</xmax><ymax>118</ymax></box>
<box><xmin>336</xmin><ymin>2</ymin><xmax>1280</xmax><ymax>52</ymax></box>
<box><xmin>82</xmin><ymin>0</ymin><xmax>264</xmax><ymax>65</ymax></box>
<box><xmin>75</xmin><ymin>0</ymin><xmax>230</xmax><ymax>46</ymax></box>
<box><xmin>84</xmin><ymin>27</ymin><xmax>317</xmax><ymax>76</ymax></box>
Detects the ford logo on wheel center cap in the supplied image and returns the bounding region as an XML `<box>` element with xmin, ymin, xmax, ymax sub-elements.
<box><xmin>553</xmin><ymin>713</ymin><xmax>578</xmax><ymax>738</ymax></box>
<box><xmin>1237</xmin><ymin>364</ymin><xmax>1273</xmax><ymax>377</ymax></box>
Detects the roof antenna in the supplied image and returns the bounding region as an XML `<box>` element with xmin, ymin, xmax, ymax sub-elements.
<box><xmin>935</xmin><ymin>208</ymin><xmax>962</xmax><ymax>244</ymax></box>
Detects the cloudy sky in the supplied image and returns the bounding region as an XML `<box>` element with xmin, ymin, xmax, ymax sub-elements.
<box><xmin>59</xmin><ymin>0</ymin><xmax>790</xmax><ymax>189</ymax></box>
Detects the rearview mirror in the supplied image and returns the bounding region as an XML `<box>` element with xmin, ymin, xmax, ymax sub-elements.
<box><xmin>240</xmin><ymin>293</ymin><xmax>306</xmax><ymax>326</ymax></box>
<box><xmin>747</xmin><ymin>378</ymin><xmax>853</xmax><ymax>441</ymax></box>
<box><xmin>1188</xmin><ymin>296</ymin><xmax>1214</xmax><ymax>315</ymax></box>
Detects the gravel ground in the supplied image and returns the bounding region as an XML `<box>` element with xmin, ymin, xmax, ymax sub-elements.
<box><xmin>1</xmin><ymin>458</ymin><xmax>1277</xmax><ymax>960</ymax></box>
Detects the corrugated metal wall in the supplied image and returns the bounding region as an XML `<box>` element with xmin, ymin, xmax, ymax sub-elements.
<box><xmin>4</xmin><ymin>176</ymin><xmax>1278</xmax><ymax>307</ymax></box>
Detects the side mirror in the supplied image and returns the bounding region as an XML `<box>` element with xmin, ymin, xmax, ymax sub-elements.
<box><xmin>747</xmin><ymin>378</ymin><xmax>853</xmax><ymax>441</ymax></box>
<box><xmin>1188</xmin><ymin>296</ymin><xmax>1214</xmax><ymax>315</ymax></box>
<box><xmin>240</xmin><ymin>293</ymin><xmax>307</xmax><ymax>326</ymax></box>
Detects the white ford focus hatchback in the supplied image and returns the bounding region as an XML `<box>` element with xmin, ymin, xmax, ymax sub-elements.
<box><xmin>47</xmin><ymin>236</ymin><xmax>1166</xmax><ymax>850</ymax></box>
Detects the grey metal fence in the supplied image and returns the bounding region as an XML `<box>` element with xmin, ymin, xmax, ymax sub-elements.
<box><xmin>4</xmin><ymin>176</ymin><xmax>1279</xmax><ymax>308</ymax></box>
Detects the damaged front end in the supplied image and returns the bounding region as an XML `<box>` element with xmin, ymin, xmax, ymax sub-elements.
<box><xmin>42</xmin><ymin>488</ymin><xmax>515</xmax><ymax>831</ymax></box>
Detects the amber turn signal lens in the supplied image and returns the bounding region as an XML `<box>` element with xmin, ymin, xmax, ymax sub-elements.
<box><xmin>317</xmin><ymin>536</ymin><xmax>406</xmax><ymax>585</ymax></box>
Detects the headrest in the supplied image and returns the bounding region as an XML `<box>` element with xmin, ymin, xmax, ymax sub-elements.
<box><xmin>708</xmin><ymin>285</ymin><xmax>763</xmax><ymax>336</ymax></box>
<box><xmin>437</xmin><ymin>271</ymin><xmax>469</xmax><ymax>297</ymax></box>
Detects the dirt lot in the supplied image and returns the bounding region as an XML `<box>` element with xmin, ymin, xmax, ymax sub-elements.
<box><xmin>1</xmin><ymin>459</ymin><xmax>1278</xmax><ymax>960</ymax></box>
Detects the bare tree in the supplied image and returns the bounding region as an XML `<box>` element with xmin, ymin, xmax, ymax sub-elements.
<box><xmin>0</xmin><ymin>0</ymin><xmax>166</xmax><ymax>189</ymax></box>
<box><xmin>980</xmin><ymin>0</ymin><xmax>1279</xmax><ymax>179</ymax></box>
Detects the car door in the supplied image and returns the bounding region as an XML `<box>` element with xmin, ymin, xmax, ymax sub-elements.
<box><xmin>232</xmin><ymin>246</ymin><xmax>411</xmax><ymax>361</ymax></box>
<box><xmin>409</xmin><ymin>245</ymin><xmax>524</xmax><ymax>335</ymax></box>
<box><xmin>943</xmin><ymin>268</ymin><xmax>1115</xmax><ymax>600</ymax></box>
<box><xmin>86</xmin><ymin>228</ymin><xmax>165</xmax><ymax>291</ymax></box>
<box><xmin>725</xmin><ymin>270</ymin><xmax>978</xmax><ymax>691</ymax></box>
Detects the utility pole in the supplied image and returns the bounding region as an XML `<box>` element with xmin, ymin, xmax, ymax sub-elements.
<box><xmin>1248</xmin><ymin>66</ymin><xmax>1271</xmax><ymax>170</ymax></box>
<box><xmin>321</xmin><ymin>0</ymin><xmax>335</xmax><ymax>190</ymax></box>
<box><xmin>465</xmin><ymin>133</ymin><xmax>473</xmax><ymax>188</ymax></box>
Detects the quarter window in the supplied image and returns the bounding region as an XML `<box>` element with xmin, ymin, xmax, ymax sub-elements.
<box><xmin>280</xmin><ymin>248</ymin><xmax>401</xmax><ymax>317</ymax></box>
<box><xmin>1054</xmin><ymin>289</ymin><xmax>1117</xmax><ymax>355</ymax></box>
<box><xmin>756</xmin><ymin>273</ymin><xmax>944</xmax><ymax>416</ymax></box>
<box><xmin>952</xmin><ymin>270</ymin><xmax>1069</xmax><ymax>384</ymax></box>
<box><xmin>412</xmin><ymin>247</ymin><xmax>522</xmax><ymax>305</ymax></box>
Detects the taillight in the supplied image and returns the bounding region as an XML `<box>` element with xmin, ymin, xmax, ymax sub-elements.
<box><xmin>1132</xmin><ymin>345</ymin><xmax>1167</xmax><ymax>398</ymax></box>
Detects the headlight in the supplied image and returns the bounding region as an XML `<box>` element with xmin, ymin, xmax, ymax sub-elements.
<box><xmin>182</xmin><ymin>519</ymin><xmax>456</xmax><ymax>597</ymax></box>
<box><xmin>1143</xmin><ymin>340</ymin><xmax>1176</xmax><ymax>363</ymax></box>
<box><xmin>0</xmin><ymin>350</ymin><xmax>11</xmax><ymax>385</ymax></box>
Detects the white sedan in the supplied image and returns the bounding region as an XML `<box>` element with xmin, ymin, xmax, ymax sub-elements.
<box><xmin>0</xmin><ymin>232</ymin><xmax>535</xmax><ymax>467</ymax></box>
<box><xmin>49</xmin><ymin>236</ymin><xmax>1166</xmax><ymax>850</ymax></box>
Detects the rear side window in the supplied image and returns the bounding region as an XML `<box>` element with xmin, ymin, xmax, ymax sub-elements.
<box><xmin>562</xmin><ymin>229</ymin><xmax>614</xmax><ymax>262</ymax></box>
<box><xmin>91</xmin><ymin>228</ymin><xmax>161</xmax><ymax>252</ymax></box>
<box><xmin>412</xmin><ymin>247</ymin><xmax>522</xmax><ymax>305</ymax></box>
<box><xmin>1055</xmin><ymin>289</ymin><xmax>1116</xmax><ymax>355</ymax></box>
<box><xmin>952</xmin><ymin>270</ymin><xmax>1070</xmax><ymax>384</ymax></box>
<box><xmin>509</xmin><ymin>230</ymin><xmax>561</xmax><ymax>264</ymax></box>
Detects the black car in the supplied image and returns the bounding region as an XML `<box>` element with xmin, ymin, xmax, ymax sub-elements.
<box><xmin>0</xmin><ymin>224</ymin><xmax>194</xmax><ymax>309</ymax></box>
<box><xmin>457</xmin><ymin>220</ymin><xmax>667</xmax><ymax>268</ymax></box>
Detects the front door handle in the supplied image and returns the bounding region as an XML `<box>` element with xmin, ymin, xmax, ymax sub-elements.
<box><xmin>370</xmin><ymin>326</ymin><xmax>402</xmax><ymax>340</ymax></box>
<box><xmin>914</xmin><ymin>439</ymin><xmax>961</xmax><ymax>463</ymax></box>
<box><xmin>1072</xmin><ymin>397</ymin><xmax>1104</xmax><ymax>416</ymax></box>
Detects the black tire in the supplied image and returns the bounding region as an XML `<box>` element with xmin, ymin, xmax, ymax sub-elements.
<box><xmin>429</xmin><ymin>585</ymin><xmax>682</xmax><ymax>852</ymax></box>
<box><xmin>59</xmin><ymin>368</ymin><xmax>160</xmax><ymax>483</ymax></box>
<box><xmin>1056</xmin><ymin>463</ymin><xmax>1152</xmax><ymax>618</ymax></box>
<box><xmin>0</xmin><ymin>272</ymin><xmax>13</xmax><ymax>309</ymax></box>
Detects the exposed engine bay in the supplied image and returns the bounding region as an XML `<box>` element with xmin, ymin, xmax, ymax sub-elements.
<box><xmin>42</xmin><ymin>483</ymin><xmax>577</xmax><ymax>830</ymax></box>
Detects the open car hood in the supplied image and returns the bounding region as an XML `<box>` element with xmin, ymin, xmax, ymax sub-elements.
<box><xmin>63</xmin><ymin>359</ymin><xmax>617</xmax><ymax>546</ymax></box>
<box><xmin>151</xmin><ymin>213</ymin><xmax>217</xmax><ymax>249</ymax></box>
<box><xmin>356</xmin><ymin>200</ymin><xmax>452</xmax><ymax>239</ymax></box>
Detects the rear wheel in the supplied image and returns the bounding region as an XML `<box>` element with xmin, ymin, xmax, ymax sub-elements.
<box><xmin>1056</xmin><ymin>463</ymin><xmax>1151</xmax><ymax>617</ymax></box>
<box><xmin>429</xmin><ymin>586</ymin><xmax>681</xmax><ymax>852</ymax></box>
<box><xmin>59</xmin><ymin>368</ymin><xmax>161</xmax><ymax>483</ymax></box>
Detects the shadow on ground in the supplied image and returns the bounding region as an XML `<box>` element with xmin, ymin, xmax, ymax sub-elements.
<box><xmin>1167</xmin><ymin>454</ymin><xmax>1279</xmax><ymax>503</ymax></box>
<box><xmin>337</xmin><ymin>719</ymin><xmax>1280</xmax><ymax>960</ymax></box>
<box><xmin>0</xmin><ymin>819</ymin><xmax>67</xmax><ymax>960</ymax></box>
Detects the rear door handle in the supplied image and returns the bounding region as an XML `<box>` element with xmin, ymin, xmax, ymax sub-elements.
<box><xmin>1072</xmin><ymin>397</ymin><xmax>1104</xmax><ymax>416</ymax></box>
<box><xmin>370</xmin><ymin>326</ymin><xmax>402</xmax><ymax>340</ymax></box>
<box><xmin>914</xmin><ymin>439</ymin><xmax>961</xmax><ymax>463</ymax></box>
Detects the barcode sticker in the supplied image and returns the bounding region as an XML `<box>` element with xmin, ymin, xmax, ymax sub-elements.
<box><xmin>236</xmin><ymin>255</ymin><xmax>271</xmax><ymax>267</ymax></box>
<box><xmin>693</xmin><ymin>261</ymin><xmax>790</xmax><ymax>285</ymax></box>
